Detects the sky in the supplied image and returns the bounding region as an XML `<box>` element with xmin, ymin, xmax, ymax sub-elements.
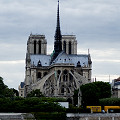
<box><xmin>0</xmin><ymin>0</ymin><xmax>120</xmax><ymax>90</ymax></box>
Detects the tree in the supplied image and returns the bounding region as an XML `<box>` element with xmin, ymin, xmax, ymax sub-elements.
<box><xmin>73</xmin><ymin>89</ymin><xmax>78</xmax><ymax>106</ymax></box>
<box><xmin>27</xmin><ymin>89</ymin><xmax>44</xmax><ymax>97</ymax></box>
<box><xmin>4</xmin><ymin>88</ymin><xmax>14</xmax><ymax>97</ymax></box>
<box><xmin>93</xmin><ymin>81</ymin><xmax>111</xmax><ymax>98</ymax></box>
<box><xmin>81</xmin><ymin>83</ymin><xmax>99</xmax><ymax>106</ymax></box>
<box><xmin>0</xmin><ymin>77</ymin><xmax>7</xmax><ymax>97</ymax></box>
<box><xmin>80</xmin><ymin>81</ymin><xmax>111</xmax><ymax>107</ymax></box>
<box><xmin>0</xmin><ymin>76</ymin><xmax>18</xmax><ymax>98</ymax></box>
<box><xmin>11</xmin><ymin>88</ymin><xmax>19</xmax><ymax>96</ymax></box>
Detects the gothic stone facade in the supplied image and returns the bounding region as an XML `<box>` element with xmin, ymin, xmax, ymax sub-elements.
<box><xmin>19</xmin><ymin>1</ymin><xmax>92</xmax><ymax>103</ymax></box>
<box><xmin>21</xmin><ymin>34</ymin><xmax>92</xmax><ymax>102</ymax></box>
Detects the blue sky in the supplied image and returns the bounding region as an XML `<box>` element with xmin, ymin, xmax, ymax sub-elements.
<box><xmin>0</xmin><ymin>0</ymin><xmax>120</xmax><ymax>89</ymax></box>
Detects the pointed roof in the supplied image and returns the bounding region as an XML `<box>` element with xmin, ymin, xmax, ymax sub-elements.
<box><xmin>55</xmin><ymin>0</ymin><xmax>62</xmax><ymax>41</ymax></box>
<box><xmin>30</xmin><ymin>53</ymin><xmax>90</xmax><ymax>67</ymax></box>
<box><xmin>50</xmin><ymin>0</ymin><xmax>62</xmax><ymax>64</ymax></box>
<box><xmin>51</xmin><ymin>51</ymin><xmax>89</xmax><ymax>67</ymax></box>
<box><xmin>51</xmin><ymin>51</ymin><xmax>72</xmax><ymax>65</ymax></box>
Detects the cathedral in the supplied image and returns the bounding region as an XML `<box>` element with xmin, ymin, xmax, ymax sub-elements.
<box><xmin>19</xmin><ymin>0</ymin><xmax>92</xmax><ymax>104</ymax></box>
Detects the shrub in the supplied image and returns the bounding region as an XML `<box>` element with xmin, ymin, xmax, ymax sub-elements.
<box><xmin>99</xmin><ymin>98</ymin><xmax>120</xmax><ymax>106</ymax></box>
<box><xmin>0</xmin><ymin>97</ymin><xmax>66</xmax><ymax>113</ymax></box>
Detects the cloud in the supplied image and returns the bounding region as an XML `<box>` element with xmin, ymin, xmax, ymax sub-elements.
<box><xmin>0</xmin><ymin>0</ymin><xmax>120</xmax><ymax>89</ymax></box>
<box><xmin>92</xmin><ymin>74</ymin><xmax>120</xmax><ymax>83</ymax></box>
<box><xmin>78</xmin><ymin>47</ymin><xmax>120</xmax><ymax>82</ymax></box>
<box><xmin>0</xmin><ymin>43</ymin><xmax>26</xmax><ymax>60</ymax></box>
<box><xmin>0</xmin><ymin>60</ymin><xmax>25</xmax><ymax>89</ymax></box>
<box><xmin>93</xmin><ymin>59</ymin><xmax>120</xmax><ymax>63</ymax></box>
<box><xmin>61</xmin><ymin>0</ymin><xmax>120</xmax><ymax>43</ymax></box>
<box><xmin>0</xmin><ymin>60</ymin><xmax>24</xmax><ymax>64</ymax></box>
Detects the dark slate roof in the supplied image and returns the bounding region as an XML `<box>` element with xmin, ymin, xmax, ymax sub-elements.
<box><xmin>30</xmin><ymin>55</ymin><xmax>51</xmax><ymax>66</ymax></box>
<box><xmin>114</xmin><ymin>82</ymin><xmax>120</xmax><ymax>86</ymax></box>
<box><xmin>30</xmin><ymin>51</ymin><xmax>89</xmax><ymax>67</ymax></box>
<box><xmin>20</xmin><ymin>82</ymin><xmax>25</xmax><ymax>88</ymax></box>
<box><xmin>51</xmin><ymin>51</ymin><xmax>89</xmax><ymax>67</ymax></box>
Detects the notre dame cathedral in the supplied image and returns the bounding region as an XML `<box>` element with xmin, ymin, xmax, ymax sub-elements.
<box><xmin>19</xmin><ymin>0</ymin><xmax>92</xmax><ymax>104</ymax></box>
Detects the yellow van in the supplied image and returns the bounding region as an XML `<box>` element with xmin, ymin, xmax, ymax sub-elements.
<box><xmin>104</xmin><ymin>106</ymin><xmax>120</xmax><ymax>112</ymax></box>
<box><xmin>87</xmin><ymin>106</ymin><xmax>101</xmax><ymax>113</ymax></box>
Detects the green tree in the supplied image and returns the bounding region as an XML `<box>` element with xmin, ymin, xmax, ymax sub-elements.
<box><xmin>11</xmin><ymin>88</ymin><xmax>19</xmax><ymax>96</ymax></box>
<box><xmin>4</xmin><ymin>88</ymin><xmax>14</xmax><ymax>97</ymax></box>
<box><xmin>27</xmin><ymin>89</ymin><xmax>44</xmax><ymax>97</ymax></box>
<box><xmin>93</xmin><ymin>81</ymin><xmax>111</xmax><ymax>98</ymax></box>
<box><xmin>0</xmin><ymin>76</ymin><xmax>18</xmax><ymax>98</ymax></box>
<box><xmin>80</xmin><ymin>81</ymin><xmax>111</xmax><ymax>107</ymax></box>
<box><xmin>0</xmin><ymin>77</ymin><xmax>7</xmax><ymax>97</ymax></box>
<box><xmin>73</xmin><ymin>89</ymin><xmax>78</xmax><ymax>106</ymax></box>
<box><xmin>81</xmin><ymin>83</ymin><xmax>99</xmax><ymax>106</ymax></box>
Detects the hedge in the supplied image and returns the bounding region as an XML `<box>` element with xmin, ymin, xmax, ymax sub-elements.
<box><xmin>99</xmin><ymin>98</ymin><xmax>120</xmax><ymax>106</ymax></box>
<box><xmin>0</xmin><ymin>97</ymin><xmax>66</xmax><ymax>113</ymax></box>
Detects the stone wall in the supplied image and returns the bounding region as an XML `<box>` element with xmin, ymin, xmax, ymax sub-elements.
<box><xmin>67</xmin><ymin>113</ymin><xmax>120</xmax><ymax>120</ymax></box>
<box><xmin>0</xmin><ymin>113</ymin><xmax>35</xmax><ymax>120</ymax></box>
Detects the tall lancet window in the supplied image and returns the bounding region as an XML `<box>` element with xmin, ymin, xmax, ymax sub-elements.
<box><xmin>69</xmin><ymin>41</ymin><xmax>71</xmax><ymax>54</ymax></box>
<box><xmin>63</xmin><ymin>41</ymin><xmax>66</xmax><ymax>53</ymax></box>
<box><xmin>34</xmin><ymin>41</ymin><xmax>36</xmax><ymax>54</ymax></box>
<box><xmin>39</xmin><ymin>41</ymin><xmax>41</xmax><ymax>54</ymax></box>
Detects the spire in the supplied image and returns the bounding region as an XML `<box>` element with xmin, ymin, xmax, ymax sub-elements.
<box><xmin>51</xmin><ymin>0</ymin><xmax>62</xmax><ymax>64</ymax></box>
<box><xmin>55</xmin><ymin>0</ymin><xmax>62</xmax><ymax>42</ymax></box>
